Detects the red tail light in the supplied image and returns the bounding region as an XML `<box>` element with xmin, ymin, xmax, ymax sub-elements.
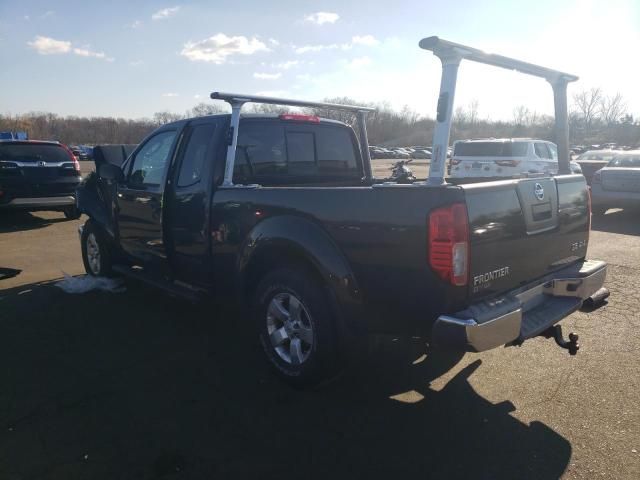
<box><xmin>494</xmin><ymin>159</ymin><xmax>521</xmax><ymax>167</ymax></box>
<box><xmin>61</xmin><ymin>145</ymin><xmax>81</xmax><ymax>172</ymax></box>
<box><xmin>429</xmin><ymin>203</ymin><xmax>469</xmax><ymax>286</ymax></box>
<box><xmin>279</xmin><ymin>113</ymin><xmax>320</xmax><ymax>123</ymax></box>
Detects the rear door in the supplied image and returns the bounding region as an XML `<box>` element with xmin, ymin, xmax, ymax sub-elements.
<box><xmin>116</xmin><ymin>129</ymin><xmax>180</xmax><ymax>266</ymax></box>
<box><xmin>165</xmin><ymin>118</ymin><xmax>220</xmax><ymax>283</ymax></box>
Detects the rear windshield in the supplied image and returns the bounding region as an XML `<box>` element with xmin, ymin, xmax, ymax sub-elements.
<box><xmin>233</xmin><ymin>121</ymin><xmax>360</xmax><ymax>184</ymax></box>
<box><xmin>0</xmin><ymin>143</ymin><xmax>70</xmax><ymax>163</ymax></box>
<box><xmin>609</xmin><ymin>156</ymin><xmax>640</xmax><ymax>167</ymax></box>
<box><xmin>454</xmin><ymin>141</ymin><xmax>528</xmax><ymax>157</ymax></box>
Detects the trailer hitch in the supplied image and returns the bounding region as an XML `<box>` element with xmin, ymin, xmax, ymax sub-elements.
<box><xmin>541</xmin><ymin>325</ymin><xmax>579</xmax><ymax>355</ymax></box>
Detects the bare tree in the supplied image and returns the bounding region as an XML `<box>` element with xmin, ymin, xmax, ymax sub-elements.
<box><xmin>153</xmin><ymin>111</ymin><xmax>183</xmax><ymax>126</ymax></box>
<box><xmin>189</xmin><ymin>102</ymin><xmax>226</xmax><ymax>118</ymax></box>
<box><xmin>599</xmin><ymin>93</ymin><xmax>626</xmax><ymax>126</ymax></box>
<box><xmin>572</xmin><ymin>87</ymin><xmax>602</xmax><ymax>136</ymax></box>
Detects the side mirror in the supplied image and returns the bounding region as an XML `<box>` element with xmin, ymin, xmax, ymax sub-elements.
<box><xmin>99</xmin><ymin>163</ymin><xmax>124</xmax><ymax>182</ymax></box>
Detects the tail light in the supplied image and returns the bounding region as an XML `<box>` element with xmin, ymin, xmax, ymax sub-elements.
<box><xmin>494</xmin><ymin>159</ymin><xmax>521</xmax><ymax>167</ymax></box>
<box><xmin>592</xmin><ymin>170</ymin><xmax>602</xmax><ymax>184</ymax></box>
<box><xmin>587</xmin><ymin>187</ymin><xmax>592</xmax><ymax>232</ymax></box>
<box><xmin>62</xmin><ymin>145</ymin><xmax>81</xmax><ymax>172</ymax></box>
<box><xmin>429</xmin><ymin>203</ymin><xmax>469</xmax><ymax>286</ymax></box>
<box><xmin>279</xmin><ymin>114</ymin><xmax>320</xmax><ymax>123</ymax></box>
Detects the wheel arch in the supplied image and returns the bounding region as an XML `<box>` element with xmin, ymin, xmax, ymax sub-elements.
<box><xmin>237</xmin><ymin>215</ymin><xmax>363</xmax><ymax>331</ymax></box>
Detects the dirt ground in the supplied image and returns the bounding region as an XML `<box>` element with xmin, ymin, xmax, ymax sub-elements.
<box><xmin>0</xmin><ymin>193</ymin><xmax>639</xmax><ymax>478</ymax></box>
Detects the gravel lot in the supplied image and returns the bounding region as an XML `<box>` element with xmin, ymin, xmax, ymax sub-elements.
<box><xmin>0</xmin><ymin>192</ymin><xmax>638</xmax><ymax>478</ymax></box>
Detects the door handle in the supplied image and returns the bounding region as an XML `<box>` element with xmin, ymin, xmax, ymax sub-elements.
<box><xmin>135</xmin><ymin>197</ymin><xmax>151</xmax><ymax>204</ymax></box>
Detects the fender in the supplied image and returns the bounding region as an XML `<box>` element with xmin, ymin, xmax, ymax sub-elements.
<box><xmin>238</xmin><ymin>214</ymin><xmax>363</xmax><ymax>325</ymax></box>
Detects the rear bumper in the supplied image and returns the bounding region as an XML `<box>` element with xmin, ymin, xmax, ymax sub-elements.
<box><xmin>432</xmin><ymin>259</ymin><xmax>607</xmax><ymax>352</ymax></box>
<box><xmin>591</xmin><ymin>183</ymin><xmax>640</xmax><ymax>207</ymax></box>
<box><xmin>0</xmin><ymin>195</ymin><xmax>76</xmax><ymax>209</ymax></box>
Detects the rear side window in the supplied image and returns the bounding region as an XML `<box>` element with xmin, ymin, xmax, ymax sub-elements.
<box><xmin>129</xmin><ymin>130</ymin><xmax>177</xmax><ymax>187</ymax></box>
<box><xmin>0</xmin><ymin>143</ymin><xmax>70</xmax><ymax>163</ymax></box>
<box><xmin>177</xmin><ymin>123</ymin><xmax>216</xmax><ymax>187</ymax></box>
<box><xmin>454</xmin><ymin>142</ymin><xmax>528</xmax><ymax>157</ymax></box>
<box><xmin>234</xmin><ymin>121</ymin><xmax>360</xmax><ymax>184</ymax></box>
<box><xmin>610</xmin><ymin>156</ymin><xmax>640</xmax><ymax>167</ymax></box>
<box><xmin>534</xmin><ymin>143</ymin><xmax>552</xmax><ymax>159</ymax></box>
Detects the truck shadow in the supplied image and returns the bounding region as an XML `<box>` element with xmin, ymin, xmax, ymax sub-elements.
<box><xmin>0</xmin><ymin>280</ymin><xmax>571</xmax><ymax>480</ymax></box>
<box><xmin>591</xmin><ymin>208</ymin><xmax>640</xmax><ymax>236</ymax></box>
<box><xmin>0</xmin><ymin>211</ymin><xmax>73</xmax><ymax>233</ymax></box>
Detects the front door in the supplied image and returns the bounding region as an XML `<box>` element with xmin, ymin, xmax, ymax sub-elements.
<box><xmin>165</xmin><ymin>119</ymin><xmax>219</xmax><ymax>283</ymax></box>
<box><xmin>116</xmin><ymin>129</ymin><xmax>179</xmax><ymax>267</ymax></box>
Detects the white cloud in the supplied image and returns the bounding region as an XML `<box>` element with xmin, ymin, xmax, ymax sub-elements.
<box><xmin>274</xmin><ymin>60</ymin><xmax>299</xmax><ymax>70</ymax></box>
<box><xmin>181</xmin><ymin>33</ymin><xmax>269</xmax><ymax>64</ymax></box>
<box><xmin>28</xmin><ymin>35</ymin><xmax>71</xmax><ymax>55</ymax></box>
<box><xmin>296</xmin><ymin>74</ymin><xmax>311</xmax><ymax>81</ymax></box>
<box><xmin>130</xmin><ymin>20</ymin><xmax>142</xmax><ymax>28</ymax></box>
<box><xmin>27</xmin><ymin>35</ymin><xmax>114</xmax><ymax>61</ymax></box>
<box><xmin>23</xmin><ymin>15</ymin><xmax>30</xmax><ymax>21</ymax></box>
<box><xmin>194</xmin><ymin>94</ymin><xmax>202</xmax><ymax>99</ymax></box>
<box><xmin>129</xmin><ymin>60</ymin><xmax>143</xmax><ymax>67</ymax></box>
<box><xmin>347</xmin><ymin>56</ymin><xmax>372</xmax><ymax>68</ymax></box>
<box><xmin>351</xmin><ymin>35</ymin><xmax>379</xmax><ymax>47</ymax></box>
<box><xmin>304</xmin><ymin>12</ymin><xmax>339</xmax><ymax>25</ymax></box>
<box><xmin>41</xmin><ymin>11</ymin><xmax>54</xmax><ymax>19</ymax></box>
<box><xmin>255</xmin><ymin>90</ymin><xmax>288</xmax><ymax>97</ymax></box>
<box><xmin>254</xmin><ymin>72</ymin><xmax>282</xmax><ymax>80</ymax></box>
<box><xmin>294</xmin><ymin>35</ymin><xmax>379</xmax><ymax>54</ymax></box>
<box><xmin>162</xmin><ymin>93</ymin><xmax>179</xmax><ymax>97</ymax></box>
<box><xmin>73</xmin><ymin>47</ymin><xmax>106</xmax><ymax>59</ymax></box>
<box><xmin>152</xmin><ymin>6</ymin><xmax>180</xmax><ymax>20</ymax></box>
<box><xmin>268</xmin><ymin>38</ymin><xmax>280</xmax><ymax>46</ymax></box>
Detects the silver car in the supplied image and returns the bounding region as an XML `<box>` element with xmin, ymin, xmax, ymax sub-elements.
<box><xmin>591</xmin><ymin>151</ymin><xmax>640</xmax><ymax>215</ymax></box>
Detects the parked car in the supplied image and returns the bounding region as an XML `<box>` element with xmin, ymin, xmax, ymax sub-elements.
<box><xmin>77</xmin><ymin>81</ymin><xmax>606</xmax><ymax>387</ymax></box>
<box><xmin>449</xmin><ymin>138</ymin><xmax>581</xmax><ymax>178</ymax></box>
<box><xmin>574</xmin><ymin>150</ymin><xmax>617</xmax><ymax>185</ymax></box>
<box><xmin>591</xmin><ymin>151</ymin><xmax>640</xmax><ymax>215</ymax></box>
<box><xmin>0</xmin><ymin>140</ymin><xmax>82</xmax><ymax>218</ymax></box>
<box><xmin>410</xmin><ymin>149</ymin><xmax>432</xmax><ymax>159</ymax></box>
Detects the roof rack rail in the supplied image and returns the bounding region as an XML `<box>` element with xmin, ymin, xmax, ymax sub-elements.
<box><xmin>419</xmin><ymin>36</ymin><xmax>578</xmax><ymax>184</ymax></box>
<box><xmin>210</xmin><ymin>92</ymin><xmax>376</xmax><ymax>186</ymax></box>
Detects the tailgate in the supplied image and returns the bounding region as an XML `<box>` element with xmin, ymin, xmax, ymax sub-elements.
<box><xmin>462</xmin><ymin>175</ymin><xmax>590</xmax><ymax>302</ymax></box>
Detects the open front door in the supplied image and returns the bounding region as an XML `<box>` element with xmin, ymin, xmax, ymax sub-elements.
<box><xmin>116</xmin><ymin>128</ymin><xmax>180</xmax><ymax>269</ymax></box>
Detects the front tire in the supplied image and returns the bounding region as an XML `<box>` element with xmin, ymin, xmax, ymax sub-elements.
<box><xmin>253</xmin><ymin>267</ymin><xmax>342</xmax><ymax>388</ymax></box>
<box><xmin>81</xmin><ymin>220</ymin><xmax>113</xmax><ymax>277</ymax></box>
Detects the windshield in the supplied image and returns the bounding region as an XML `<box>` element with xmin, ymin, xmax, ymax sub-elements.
<box><xmin>454</xmin><ymin>141</ymin><xmax>528</xmax><ymax>157</ymax></box>
<box><xmin>576</xmin><ymin>151</ymin><xmax>616</xmax><ymax>162</ymax></box>
<box><xmin>0</xmin><ymin>143</ymin><xmax>70</xmax><ymax>163</ymax></box>
<box><xmin>608</xmin><ymin>155</ymin><xmax>640</xmax><ymax>168</ymax></box>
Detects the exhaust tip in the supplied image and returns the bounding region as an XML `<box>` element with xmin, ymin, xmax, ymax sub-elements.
<box><xmin>580</xmin><ymin>287</ymin><xmax>610</xmax><ymax>312</ymax></box>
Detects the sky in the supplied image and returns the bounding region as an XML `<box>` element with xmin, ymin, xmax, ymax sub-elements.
<box><xmin>1</xmin><ymin>0</ymin><xmax>639</xmax><ymax>121</ymax></box>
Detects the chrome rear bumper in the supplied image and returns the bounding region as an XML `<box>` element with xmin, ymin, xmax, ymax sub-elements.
<box><xmin>432</xmin><ymin>259</ymin><xmax>607</xmax><ymax>352</ymax></box>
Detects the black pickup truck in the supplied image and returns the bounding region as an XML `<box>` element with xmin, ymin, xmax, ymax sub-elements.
<box><xmin>76</xmin><ymin>37</ymin><xmax>608</xmax><ymax>386</ymax></box>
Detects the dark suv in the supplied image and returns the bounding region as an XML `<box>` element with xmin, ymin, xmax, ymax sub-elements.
<box><xmin>0</xmin><ymin>140</ymin><xmax>82</xmax><ymax>219</ymax></box>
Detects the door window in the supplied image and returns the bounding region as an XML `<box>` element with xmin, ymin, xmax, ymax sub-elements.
<box><xmin>177</xmin><ymin>124</ymin><xmax>216</xmax><ymax>187</ymax></box>
<box><xmin>129</xmin><ymin>130</ymin><xmax>177</xmax><ymax>187</ymax></box>
<box><xmin>534</xmin><ymin>143</ymin><xmax>552</xmax><ymax>159</ymax></box>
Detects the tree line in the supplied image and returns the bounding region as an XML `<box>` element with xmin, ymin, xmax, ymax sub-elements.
<box><xmin>1</xmin><ymin>89</ymin><xmax>638</xmax><ymax>148</ymax></box>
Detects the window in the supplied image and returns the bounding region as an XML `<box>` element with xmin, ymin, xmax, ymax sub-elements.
<box><xmin>178</xmin><ymin>123</ymin><xmax>216</xmax><ymax>187</ymax></box>
<box><xmin>610</xmin><ymin>156</ymin><xmax>640</xmax><ymax>167</ymax></box>
<box><xmin>534</xmin><ymin>143</ymin><xmax>552</xmax><ymax>159</ymax></box>
<box><xmin>454</xmin><ymin>141</ymin><xmax>528</xmax><ymax>157</ymax></box>
<box><xmin>286</xmin><ymin>132</ymin><xmax>315</xmax><ymax>175</ymax></box>
<box><xmin>234</xmin><ymin>124</ymin><xmax>286</xmax><ymax>182</ymax></box>
<box><xmin>316</xmin><ymin>127</ymin><xmax>358</xmax><ymax>175</ymax></box>
<box><xmin>129</xmin><ymin>131</ymin><xmax>177</xmax><ymax>187</ymax></box>
<box><xmin>0</xmin><ymin>143</ymin><xmax>70</xmax><ymax>163</ymax></box>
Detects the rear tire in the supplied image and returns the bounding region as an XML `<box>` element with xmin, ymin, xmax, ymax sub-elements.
<box><xmin>253</xmin><ymin>267</ymin><xmax>342</xmax><ymax>388</ymax></box>
<box><xmin>81</xmin><ymin>220</ymin><xmax>114</xmax><ymax>277</ymax></box>
<box><xmin>63</xmin><ymin>205</ymin><xmax>81</xmax><ymax>220</ymax></box>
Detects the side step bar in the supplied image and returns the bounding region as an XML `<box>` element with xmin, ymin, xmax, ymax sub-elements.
<box><xmin>112</xmin><ymin>265</ymin><xmax>205</xmax><ymax>303</ymax></box>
